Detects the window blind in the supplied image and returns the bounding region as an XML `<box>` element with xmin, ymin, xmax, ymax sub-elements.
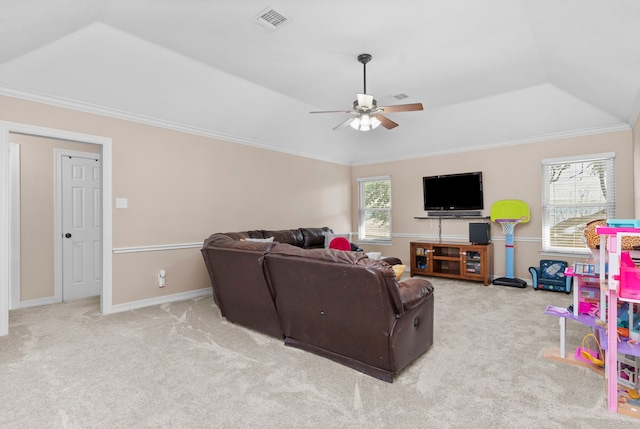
<box><xmin>541</xmin><ymin>152</ymin><xmax>615</xmax><ymax>252</ymax></box>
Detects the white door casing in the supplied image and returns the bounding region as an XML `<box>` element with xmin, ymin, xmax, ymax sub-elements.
<box><xmin>0</xmin><ymin>121</ymin><xmax>113</xmax><ymax>337</ymax></box>
<box><xmin>59</xmin><ymin>151</ymin><xmax>102</xmax><ymax>301</ymax></box>
<box><xmin>8</xmin><ymin>143</ymin><xmax>20</xmax><ymax>310</ymax></box>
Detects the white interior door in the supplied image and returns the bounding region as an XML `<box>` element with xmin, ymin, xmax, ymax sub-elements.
<box><xmin>62</xmin><ymin>154</ymin><xmax>102</xmax><ymax>300</ymax></box>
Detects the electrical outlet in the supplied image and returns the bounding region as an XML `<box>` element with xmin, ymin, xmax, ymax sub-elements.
<box><xmin>158</xmin><ymin>269</ymin><xmax>166</xmax><ymax>287</ymax></box>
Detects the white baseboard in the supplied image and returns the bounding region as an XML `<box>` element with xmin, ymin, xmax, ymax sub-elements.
<box><xmin>18</xmin><ymin>296</ymin><xmax>60</xmax><ymax>309</ymax></box>
<box><xmin>111</xmin><ymin>288</ymin><xmax>212</xmax><ymax>313</ymax></box>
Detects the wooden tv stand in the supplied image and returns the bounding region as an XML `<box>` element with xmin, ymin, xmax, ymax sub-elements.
<box><xmin>410</xmin><ymin>242</ymin><xmax>493</xmax><ymax>286</ymax></box>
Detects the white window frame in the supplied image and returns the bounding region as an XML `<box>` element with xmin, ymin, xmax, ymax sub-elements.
<box><xmin>541</xmin><ymin>152</ymin><xmax>615</xmax><ymax>254</ymax></box>
<box><xmin>358</xmin><ymin>175</ymin><xmax>392</xmax><ymax>244</ymax></box>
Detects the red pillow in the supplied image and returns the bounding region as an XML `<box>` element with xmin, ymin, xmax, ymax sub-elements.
<box><xmin>329</xmin><ymin>237</ymin><xmax>351</xmax><ymax>251</ymax></box>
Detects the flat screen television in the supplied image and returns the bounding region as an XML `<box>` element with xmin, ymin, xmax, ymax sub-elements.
<box><xmin>423</xmin><ymin>171</ymin><xmax>484</xmax><ymax>212</ymax></box>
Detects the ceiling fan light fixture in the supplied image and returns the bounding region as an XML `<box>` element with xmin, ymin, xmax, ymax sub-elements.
<box><xmin>349</xmin><ymin>113</ymin><xmax>381</xmax><ymax>132</ymax></box>
<box><xmin>359</xmin><ymin>116</ymin><xmax>371</xmax><ymax>131</ymax></box>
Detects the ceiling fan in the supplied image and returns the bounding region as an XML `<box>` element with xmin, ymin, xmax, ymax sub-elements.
<box><xmin>310</xmin><ymin>53</ymin><xmax>423</xmax><ymax>131</ymax></box>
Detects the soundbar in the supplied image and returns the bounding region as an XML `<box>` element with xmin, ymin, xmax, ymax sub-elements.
<box><xmin>427</xmin><ymin>211</ymin><xmax>483</xmax><ymax>218</ymax></box>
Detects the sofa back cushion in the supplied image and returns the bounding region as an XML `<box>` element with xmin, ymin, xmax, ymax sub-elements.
<box><xmin>299</xmin><ymin>227</ymin><xmax>333</xmax><ymax>249</ymax></box>
<box><xmin>262</xmin><ymin>229</ymin><xmax>304</xmax><ymax>247</ymax></box>
<box><xmin>245</xmin><ymin>230</ymin><xmax>265</xmax><ymax>239</ymax></box>
<box><xmin>205</xmin><ymin>227</ymin><xmax>332</xmax><ymax>249</ymax></box>
<box><xmin>208</xmin><ymin>231</ymin><xmax>249</xmax><ymax>242</ymax></box>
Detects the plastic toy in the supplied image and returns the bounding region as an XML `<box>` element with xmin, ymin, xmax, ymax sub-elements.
<box><xmin>581</xmin><ymin>333</ymin><xmax>604</xmax><ymax>367</ymax></box>
<box><xmin>491</xmin><ymin>199</ymin><xmax>530</xmax><ymax>288</ymax></box>
<box><xmin>529</xmin><ymin>260</ymin><xmax>572</xmax><ymax>293</ymax></box>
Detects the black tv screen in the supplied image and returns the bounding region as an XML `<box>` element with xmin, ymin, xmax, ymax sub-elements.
<box><xmin>423</xmin><ymin>171</ymin><xmax>484</xmax><ymax>211</ymax></box>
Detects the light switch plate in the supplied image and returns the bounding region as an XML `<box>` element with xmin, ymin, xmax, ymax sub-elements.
<box><xmin>115</xmin><ymin>198</ymin><xmax>128</xmax><ymax>209</ymax></box>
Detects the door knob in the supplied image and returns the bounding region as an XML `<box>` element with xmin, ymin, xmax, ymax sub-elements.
<box><xmin>65</xmin><ymin>233</ymin><xmax>72</xmax><ymax>238</ymax></box>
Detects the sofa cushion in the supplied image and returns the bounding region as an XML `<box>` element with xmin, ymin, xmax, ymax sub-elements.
<box><xmin>268</xmin><ymin>242</ymin><xmax>366</xmax><ymax>264</ymax></box>
<box><xmin>215</xmin><ymin>232</ymin><xmax>250</xmax><ymax>242</ymax></box>
<box><xmin>206</xmin><ymin>237</ymin><xmax>274</xmax><ymax>252</ymax></box>
<box><xmin>246</xmin><ymin>230</ymin><xmax>265</xmax><ymax>239</ymax></box>
<box><xmin>299</xmin><ymin>227</ymin><xmax>333</xmax><ymax>249</ymax></box>
<box><xmin>381</xmin><ymin>256</ymin><xmax>403</xmax><ymax>266</ymax></box>
<box><xmin>263</xmin><ymin>229</ymin><xmax>304</xmax><ymax>247</ymax></box>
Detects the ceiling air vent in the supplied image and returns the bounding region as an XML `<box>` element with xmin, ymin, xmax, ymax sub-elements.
<box><xmin>254</xmin><ymin>7</ymin><xmax>289</xmax><ymax>30</ymax></box>
<box><xmin>391</xmin><ymin>93</ymin><xmax>409</xmax><ymax>101</ymax></box>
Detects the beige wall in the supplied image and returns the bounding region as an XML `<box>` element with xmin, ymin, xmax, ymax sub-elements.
<box><xmin>12</xmin><ymin>134</ymin><xmax>100</xmax><ymax>301</ymax></box>
<box><xmin>2</xmin><ymin>93</ymin><xmax>637</xmax><ymax>305</ymax></box>
<box><xmin>352</xmin><ymin>130</ymin><xmax>635</xmax><ymax>281</ymax></box>
<box><xmin>1</xmin><ymin>95</ymin><xmax>352</xmax><ymax>305</ymax></box>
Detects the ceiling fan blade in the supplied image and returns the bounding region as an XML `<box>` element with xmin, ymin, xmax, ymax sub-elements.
<box><xmin>379</xmin><ymin>103</ymin><xmax>424</xmax><ymax>113</ymax></box>
<box><xmin>333</xmin><ymin>117</ymin><xmax>355</xmax><ymax>130</ymax></box>
<box><xmin>357</xmin><ymin>94</ymin><xmax>374</xmax><ymax>109</ymax></box>
<box><xmin>374</xmin><ymin>114</ymin><xmax>399</xmax><ymax>130</ymax></box>
<box><xmin>310</xmin><ymin>110</ymin><xmax>353</xmax><ymax>114</ymax></box>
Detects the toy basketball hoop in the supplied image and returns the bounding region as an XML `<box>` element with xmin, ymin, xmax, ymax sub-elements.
<box><xmin>496</xmin><ymin>219</ymin><xmax>522</xmax><ymax>236</ymax></box>
<box><xmin>491</xmin><ymin>200</ymin><xmax>530</xmax><ymax>288</ymax></box>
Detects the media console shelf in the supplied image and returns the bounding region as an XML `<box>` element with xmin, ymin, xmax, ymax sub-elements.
<box><xmin>410</xmin><ymin>241</ymin><xmax>493</xmax><ymax>286</ymax></box>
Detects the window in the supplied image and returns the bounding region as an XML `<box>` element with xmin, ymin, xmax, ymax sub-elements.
<box><xmin>358</xmin><ymin>176</ymin><xmax>392</xmax><ymax>243</ymax></box>
<box><xmin>541</xmin><ymin>152</ymin><xmax>615</xmax><ymax>253</ymax></box>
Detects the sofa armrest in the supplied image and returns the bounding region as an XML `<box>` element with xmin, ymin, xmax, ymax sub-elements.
<box><xmin>529</xmin><ymin>266</ymin><xmax>540</xmax><ymax>285</ymax></box>
<box><xmin>397</xmin><ymin>278</ymin><xmax>434</xmax><ymax>310</ymax></box>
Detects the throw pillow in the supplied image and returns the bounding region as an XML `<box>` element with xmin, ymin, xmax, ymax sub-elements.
<box><xmin>242</xmin><ymin>237</ymin><xmax>275</xmax><ymax>243</ymax></box>
<box><xmin>392</xmin><ymin>264</ymin><xmax>406</xmax><ymax>281</ymax></box>
<box><xmin>324</xmin><ymin>232</ymin><xmax>351</xmax><ymax>248</ymax></box>
<box><xmin>329</xmin><ymin>237</ymin><xmax>351</xmax><ymax>251</ymax></box>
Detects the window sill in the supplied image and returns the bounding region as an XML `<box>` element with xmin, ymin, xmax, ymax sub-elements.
<box><xmin>357</xmin><ymin>240</ymin><xmax>393</xmax><ymax>246</ymax></box>
<box><xmin>540</xmin><ymin>249</ymin><xmax>591</xmax><ymax>258</ymax></box>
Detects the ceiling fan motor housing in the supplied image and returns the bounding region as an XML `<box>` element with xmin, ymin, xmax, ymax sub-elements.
<box><xmin>354</xmin><ymin>97</ymin><xmax>377</xmax><ymax>111</ymax></box>
<box><xmin>357</xmin><ymin>53</ymin><xmax>372</xmax><ymax>65</ymax></box>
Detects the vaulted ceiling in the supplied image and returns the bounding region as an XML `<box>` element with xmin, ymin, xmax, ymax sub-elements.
<box><xmin>1</xmin><ymin>0</ymin><xmax>639</xmax><ymax>165</ymax></box>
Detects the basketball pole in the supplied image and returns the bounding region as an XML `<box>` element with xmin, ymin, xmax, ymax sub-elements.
<box><xmin>493</xmin><ymin>221</ymin><xmax>528</xmax><ymax>288</ymax></box>
<box><xmin>505</xmin><ymin>226</ymin><xmax>515</xmax><ymax>278</ymax></box>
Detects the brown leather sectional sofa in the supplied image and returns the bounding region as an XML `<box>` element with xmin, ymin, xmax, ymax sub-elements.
<box><xmin>201</xmin><ymin>227</ymin><xmax>435</xmax><ymax>382</ymax></box>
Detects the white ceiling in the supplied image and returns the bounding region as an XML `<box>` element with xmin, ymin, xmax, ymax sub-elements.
<box><xmin>1</xmin><ymin>0</ymin><xmax>639</xmax><ymax>165</ymax></box>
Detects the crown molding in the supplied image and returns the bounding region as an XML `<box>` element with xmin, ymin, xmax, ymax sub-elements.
<box><xmin>628</xmin><ymin>87</ymin><xmax>640</xmax><ymax>129</ymax></box>
<box><xmin>0</xmin><ymin>86</ymin><xmax>351</xmax><ymax>166</ymax></box>
<box><xmin>1</xmin><ymin>85</ymin><xmax>632</xmax><ymax>168</ymax></box>
<box><xmin>352</xmin><ymin>122</ymin><xmax>632</xmax><ymax>166</ymax></box>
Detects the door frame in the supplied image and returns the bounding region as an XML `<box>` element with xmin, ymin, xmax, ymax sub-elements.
<box><xmin>55</xmin><ymin>148</ymin><xmax>102</xmax><ymax>303</ymax></box>
<box><xmin>9</xmin><ymin>143</ymin><xmax>20</xmax><ymax>310</ymax></box>
<box><xmin>0</xmin><ymin>121</ymin><xmax>113</xmax><ymax>336</ymax></box>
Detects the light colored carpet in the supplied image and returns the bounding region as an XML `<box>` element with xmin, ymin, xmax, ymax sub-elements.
<box><xmin>1</xmin><ymin>277</ymin><xmax>638</xmax><ymax>428</ymax></box>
